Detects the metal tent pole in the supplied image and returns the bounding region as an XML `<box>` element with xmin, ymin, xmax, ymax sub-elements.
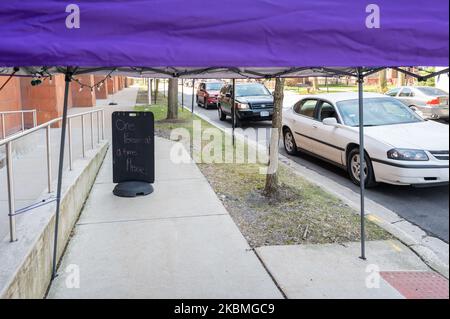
<box><xmin>191</xmin><ymin>79</ymin><xmax>195</xmax><ymax>113</ymax></box>
<box><xmin>357</xmin><ymin>67</ymin><xmax>366</xmax><ymax>260</ymax></box>
<box><xmin>181</xmin><ymin>79</ymin><xmax>184</xmax><ymax>111</ymax></box>
<box><xmin>232</xmin><ymin>78</ymin><xmax>236</xmax><ymax>146</ymax></box>
<box><xmin>51</xmin><ymin>68</ymin><xmax>72</xmax><ymax>279</ymax></box>
<box><xmin>153</xmin><ymin>79</ymin><xmax>157</xmax><ymax>104</ymax></box>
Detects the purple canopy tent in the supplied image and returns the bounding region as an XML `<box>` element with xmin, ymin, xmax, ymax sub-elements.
<box><xmin>0</xmin><ymin>0</ymin><xmax>448</xmax><ymax>280</ymax></box>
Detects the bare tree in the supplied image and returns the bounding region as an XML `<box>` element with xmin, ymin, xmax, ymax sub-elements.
<box><xmin>397</xmin><ymin>69</ymin><xmax>406</xmax><ymax>86</ymax></box>
<box><xmin>153</xmin><ymin>79</ymin><xmax>160</xmax><ymax>103</ymax></box>
<box><xmin>264</xmin><ymin>78</ymin><xmax>285</xmax><ymax>197</ymax></box>
<box><xmin>312</xmin><ymin>77</ymin><xmax>319</xmax><ymax>92</ymax></box>
<box><xmin>167</xmin><ymin>78</ymin><xmax>178</xmax><ymax>120</ymax></box>
<box><xmin>378</xmin><ymin>69</ymin><xmax>388</xmax><ymax>93</ymax></box>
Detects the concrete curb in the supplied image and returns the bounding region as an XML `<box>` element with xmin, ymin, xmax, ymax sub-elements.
<box><xmin>184</xmin><ymin>104</ymin><xmax>449</xmax><ymax>279</ymax></box>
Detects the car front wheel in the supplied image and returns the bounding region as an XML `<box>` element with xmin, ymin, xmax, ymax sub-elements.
<box><xmin>347</xmin><ymin>148</ymin><xmax>377</xmax><ymax>188</ymax></box>
<box><xmin>283</xmin><ymin>128</ymin><xmax>298</xmax><ymax>155</ymax></box>
<box><xmin>218</xmin><ymin>107</ymin><xmax>227</xmax><ymax>121</ymax></box>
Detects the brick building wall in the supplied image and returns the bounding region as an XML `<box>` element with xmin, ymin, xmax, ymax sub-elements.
<box><xmin>1</xmin><ymin>75</ymin><xmax>129</xmax><ymax>138</ymax></box>
<box><xmin>0</xmin><ymin>77</ymin><xmax>23</xmax><ymax>137</ymax></box>
<box><xmin>71</xmin><ymin>75</ymin><xmax>96</xmax><ymax>107</ymax></box>
<box><xmin>20</xmin><ymin>75</ymin><xmax>73</xmax><ymax>126</ymax></box>
<box><xmin>94</xmin><ymin>76</ymin><xmax>109</xmax><ymax>99</ymax></box>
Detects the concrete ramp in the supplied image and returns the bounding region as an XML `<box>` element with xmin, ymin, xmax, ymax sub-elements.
<box><xmin>48</xmin><ymin>137</ymin><xmax>282</xmax><ymax>299</ymax></box>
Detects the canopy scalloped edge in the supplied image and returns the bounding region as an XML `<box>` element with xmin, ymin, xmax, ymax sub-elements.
<box><xmin>1</xmin><ymin>67</ymin><xmax>448</xmax><ymax>81</ymax></box>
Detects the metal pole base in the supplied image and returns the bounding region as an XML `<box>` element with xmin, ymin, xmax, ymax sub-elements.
<box><xmin>113</xmin><ymin>181</ymin><xmax>154</xmax><ymax>198</ymax></box>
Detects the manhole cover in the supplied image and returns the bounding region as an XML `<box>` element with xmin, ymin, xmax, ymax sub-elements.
<box><xmin>381</xmin><ymin>271</ymin><xmax>449</xmax><ymax>299</ymax></box>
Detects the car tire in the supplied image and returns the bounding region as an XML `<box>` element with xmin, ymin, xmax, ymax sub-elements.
<box><xmin>283</xmin><ymin>128</ymin><xmax>298</xmax><ymax>155</ymax></box>
<box><xmin>347</xmin><ymin>148</ymin><xmax>377</xmax><ymax>188</ymax></box>
<box><xmin>218</xmin><ymin>107</ymin><xmax>227</xmax><ymax>121</ymax></box>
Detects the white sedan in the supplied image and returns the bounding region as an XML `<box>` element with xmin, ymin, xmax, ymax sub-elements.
<box><xmin>282</xmin><ymin>92</ymin><xmax>449</xmax><ymax>187</ymax></box>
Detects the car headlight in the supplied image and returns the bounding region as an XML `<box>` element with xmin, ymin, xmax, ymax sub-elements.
<box><xmin>387</xmin><ymin>149</ymin><xmax>429</xmax><ymax>161</ymax></box>
<box><xmin>236</xmin><ymin>102</ymin><xmax>249</xmax><ymax>110</ymax></box>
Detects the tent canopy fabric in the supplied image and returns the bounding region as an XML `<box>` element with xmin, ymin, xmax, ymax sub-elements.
<box><xmin>0</xmin><ymin>66</ymin><xmax>382</xmax><ymax>79</ymax></box>
<box><xmin>0</xmin><ymin>0</ymin><xmax>448</xmax><ymax>73</ymax></box>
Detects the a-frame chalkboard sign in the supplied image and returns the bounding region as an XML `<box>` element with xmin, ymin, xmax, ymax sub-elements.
<box><xmin>112</xmin><ymin>111</ymin><xmax>155</xmax><ymax>197</ymax></box>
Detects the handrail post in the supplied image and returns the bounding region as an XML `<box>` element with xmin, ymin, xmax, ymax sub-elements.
<box><xmin>97</xmin><ymin>111</ymin><xmax>100</xmax><ymax>144</ymax></box>
<box><xmin>46</xmin><ymin>125</ymin><xmax>52</xmax><ymax>193</ymax></box>
<box><xmin>81</xmin><ymin>115</ymin><xmax>86</xmax><ymax>158</ymax></box>
<box><xmin>33</xmin><ymin>110</ymin><xmax>37</xmax><ymax>128</ymax></box>
<box><xmin>90</xmin><ymin>113</ymin><xmax>94</xmax><ymax>149</ymax></box>
<box><xmin>68</xmin><ymin>118</ymin><xmax>73</xmax><ymax>170</ymax></box>
<box><xmin>21</xmin><ymin>112</ymin><xmax>25</xmax><ymax>132</ymax></box>
<box><xmin>1</xmin><ymin>114</ymin><xmax>6</xmax><ymax>139</ymax></box>
<box><xmin>6</xmin><ymin>141</ymin><xmax>17</xmax><ymax>242</ymax></box>
<box><xmin>101</xmin><ymin>110</ymin><xmax>105</xmax><ymax>140</ymax></box>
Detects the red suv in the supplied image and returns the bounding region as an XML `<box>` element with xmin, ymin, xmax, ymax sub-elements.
<box><xmin>196</xmin><ymin>81</ymin><xmax>224</xmax><ymax>109</ymax></box>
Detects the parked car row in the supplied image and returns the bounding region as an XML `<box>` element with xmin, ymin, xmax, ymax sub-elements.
<box><xmin>189</xmin><ymin>80</ymin><xmax>449</xmax><ymax>188</ymax></box>
<box><xmin>195</xmin><ymin>81</ymin><xmax>275</xmax><ymax>125</ymax></box>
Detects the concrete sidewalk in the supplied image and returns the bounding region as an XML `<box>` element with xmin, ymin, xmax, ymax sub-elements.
<box><xmin>47</xmin><ymin>137</ymin><xmax>283</xmax><ymax>299</ymax></box>
<box><xmin>257</xmin><ymin>241</ymin><xmax>449</xmax><ymax>299</ymax></box>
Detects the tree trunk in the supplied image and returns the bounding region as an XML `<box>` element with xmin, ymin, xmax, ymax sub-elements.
<box><xmin>264</xmin><ymin>78</ymin><xmax>285</xmax><ymax>197</ymax></box>
<box><xmin>147</xmin><ymin>79</ymin><xmax>153</xmax><ymax>105</ymax></box>
<box><xmin>312</xmin><ymin>77</ymin><xmax>319</xmax><ymax>92</ymax></box>
<box><xmin>154</xmin><ymin>79</ymin><xmax>160</xmax><ymax>103</ymax></box>
<box><xmin>167</xmin><ymin>78</ymin><xmax>178</xmax><ymax>120</ymax></box>
<box><xmin>397</xmin><ymin>69</ymin><xmax>406</xmax><ymax>86</ymax></box>
<box><xmin>378</xmin><ymin>69</ymin><xmax>388</xmax><ymax>93</ymax></box>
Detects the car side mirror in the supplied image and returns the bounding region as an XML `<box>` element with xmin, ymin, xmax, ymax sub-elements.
<box><xmin>322</xmin><ymin>117</ymin><xmax>339</xmax><ymax>127</ymax></box>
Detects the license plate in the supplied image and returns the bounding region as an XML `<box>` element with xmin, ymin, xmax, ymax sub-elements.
<box><xmin>260</xmin><ymin>111</ymin><xmax>270</xmax><ymax>117</ymax></box>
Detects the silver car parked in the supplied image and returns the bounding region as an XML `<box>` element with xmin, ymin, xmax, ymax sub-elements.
<box><xmin>386</xmin><ymin>86</ymin><xmax>449</xmax><ymax>120</ymax></box>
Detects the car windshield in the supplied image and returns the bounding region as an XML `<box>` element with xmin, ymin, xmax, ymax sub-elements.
<box><xmin>206</xmin><ymin>83</ymin><xmax>223</xmax><ymax>91</ymax></box>
<box><xmin>236</xmin><ymin>84</ymin><xmax>270</xmax><ymax>97</ymax></box>
<box><xmin>336</xmin><ymin>97</ymin><xmax>423</xmax><ymax>127</ymax></box>
<box><xmin>416</xmin><ymin>87</ymin><xmax>448</xmax><ymax>96</ymax></box>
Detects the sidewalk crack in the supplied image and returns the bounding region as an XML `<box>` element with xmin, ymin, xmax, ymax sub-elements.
<box><xmin>76</xmin><ymin>212</ymin><xmax>229</xmax><ymax>226</ymax></box>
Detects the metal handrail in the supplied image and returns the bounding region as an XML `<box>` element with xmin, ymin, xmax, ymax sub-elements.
<box><xmin>1</xmin><ymin>108</ymin><xmax>105</xmax><ymax>242</ymax></box>
<box><xmin>0</xmin><ymin>109</ymin><xmax>37</xmax><ymax>139</ymax></box>
<box><xmin>0</xmin><ymin>110</ymin><xmax>37</xmax><ymax>115</ymax></box>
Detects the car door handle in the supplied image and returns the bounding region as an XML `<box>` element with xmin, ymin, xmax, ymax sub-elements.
<box><xmin>312</xmin><ymin>124</ymin><xmax>318</xmax><ymax>129</ymax></box>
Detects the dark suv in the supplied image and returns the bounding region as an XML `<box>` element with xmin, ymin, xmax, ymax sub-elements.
<box><xmin>217</xmin><ymin>83</ymin><xmax>274</xmax><ymax>125</ymax></box>
<box><xmin>196</xmin><ymin>81</ymin><xmax>224</xmax><ymax>109</ymax></box>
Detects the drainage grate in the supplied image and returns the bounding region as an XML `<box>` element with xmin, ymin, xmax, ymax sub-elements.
<box><xmin>381</xmin><ymin>271</ymin><xmax>449</xmax><ymax>299</ymax></box>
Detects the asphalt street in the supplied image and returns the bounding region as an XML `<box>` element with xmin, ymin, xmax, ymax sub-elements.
<box><xmin>177</xmin><ymin>85</ymin><xmax>449</xmax><ymax>243</ymax></box>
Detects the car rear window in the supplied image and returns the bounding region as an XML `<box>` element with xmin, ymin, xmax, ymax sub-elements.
<box><xmin>206</xmin><ymin>83</ymin><xmax>223</xmax><ymax>91</ymax></box>
<box><xmin>416</xmin><ymin>87</ymin><xmax>448</xmax><ymax>96</ymax></box>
